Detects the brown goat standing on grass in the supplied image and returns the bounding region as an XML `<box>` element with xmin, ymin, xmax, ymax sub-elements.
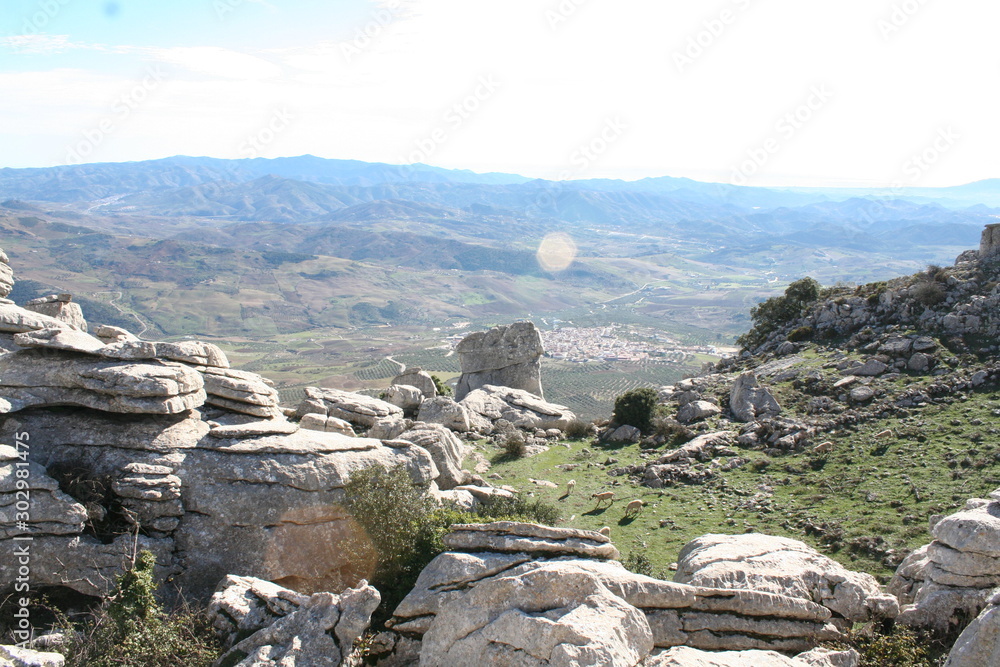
<box><xmin>591</xmin><ymin>491</ymin><xmax>615</xmax><ymax>508</ymax></box>
<box><xmin>624</xmin><ymin>499</ymin><xmax>645</xmax><ymax>518</ymax></box>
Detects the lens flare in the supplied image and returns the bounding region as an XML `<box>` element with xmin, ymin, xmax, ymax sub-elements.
<box><xmin>536</xmin><ymin>232</ymin><xmax>577</xmax><ymax>272</ymax></box>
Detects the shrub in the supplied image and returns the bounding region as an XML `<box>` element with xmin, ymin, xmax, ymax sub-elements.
<box><xmin>913</xmin><ymin>282</ymin><xmax>946</xmax><ymax>307</ymax></box>
<box><xmin>613</xmin><ymin>387</ymin><xmax>659</xmax><ymax>433</ymax></box>
<box><xmin>737</xmin><ymin>277</ymin><xmax>822</xmax><ymax>350</ymax></box>
<box><xmin>621</xmin><ymin>552</ymin><xmax>668</xmax><ymax>580</ymax></box>
<box><xmin>565</xmin><ymin>419</ymin><xmax>592</xmax><ymax>440</ymax></box>
<box><xmin>431</xmin><ymin>374</ymin><xmax>452</xmax><ymax>397</ymax></box>
<box><xmin>651</xmin><ymin>416</ymin><xmax>694</xmax><ymax>447</ymax></box>
<box><xmin>787</xmin><ymin>326</ymin><xmax>814</xmax><ymax>342</ymax></box>
<box><xmin>502</xmin><ymin>431</ymin><xmax>527</xmax><ymax>459</ymax></box>
<box><xmin>63</xmin><ymin>551</ymin><xmax>221</xmax><ymax>666</ymax></box>
<box><xmin>845</xmin><ymin>626</ymin><xmax>935</xmax><ymax>666</ymax></box>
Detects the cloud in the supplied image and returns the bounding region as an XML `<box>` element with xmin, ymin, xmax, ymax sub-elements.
<box><xmin>149</xmin><ymin>46</ymin><xmax>283</xmax><ymax>81</ymax></box>
<box><xmin>3</xmin><ymin>34</ymin><xmax>78</xmax><ymax>54</ymax></box>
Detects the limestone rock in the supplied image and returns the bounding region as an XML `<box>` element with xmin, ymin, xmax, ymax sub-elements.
<box><xmin>94</xmin><ymin>324</ymin><xmax>138</xmax><ymax>344</ymax></box>
<box><xmin>675</xmin><ymin>534</ymin><xmax>898</xmax><ymax>623</ymax></box>
<box><xmin>200</xmin><ymin>367</ymin><xmax>280</xmax><ymax>418</ymax></box>
<box><xmin>385</xmin><ymin>384</ymin><xmax>423</xmax><ymax>413</ymax></box>
<box><xmin>677</xmin><ymin>400</ymin><xmax>722</xmax><ymax>425</ymax></box>
<box><xmin>853</xmin><ymin>359</ymin><xmax>888</xmax><ymax>376</ymax></box>
<box><xmin>392</xmin><ymin>368</ymin><xmax>437</xmax><ymax>398</ymax></box>
<box><xmin>101</xmin><ymin>340</ymin><xmax>229</xmax><ymax>368</ymax></box>
<box><xmin>397</xmin><ymin>423</ymin><xmax>470</xmax><ymax>490</ymax></box>
<box><xmin>418</xmin><ymin>396</ymin><xmax>481</xmax><ymax>433</ymax></box>
<box><xmin>455</xmin><ymin>322</ymin><xmax>544</xmax><ymax>401</ymax></box>
<box><xmin>944</xmin><ymin>589</ymin><xmax>1000</xmax><ymax>666</ymax></box>
<box><xmin>730</xmin><ymin>372</ymin><xmax>782</xmax><ymax>422</ymax></box>
<box><xmin>460</xmin><ymin>384</ymin><xmax>576</xmax><ymax>431</ymax></box>
<box><xmin>207</xmin><ymin>574</ymin><xmax>309</xmax><ymax>647</ymax></box>
<box><xmin>0</xmin><ymin>645</ymin><xmax>66</xmax><ymax>667</ymax></box>
<box><xmin>215</xmin><ymin>581</ymin><xmax>380</xmax><ymax>667</ymax></box>
<box><xmin>607</xmin><ymin>424</ymin><xmax>642</xmax><ymax>444</ymax></box>
<box><xmin>646</xmin><ymin>646</ymin><xmax>859</xmax><ymax>667</ymax></box>
<box><xmin>295</xmin><ymin>386</ymin><xmax>402</xmax><ymax>429</ymax></box>
<box><xmin>443</xmin><ymin>522</ymin><xmax>620</xmax><ymax>560</ymax></box>
<box><xmin>13</xmin><ymin>327</ymin><xmax>105</xmax><ymax>354</ymax></box>
<box><xmin>849</xmin><ymin>386</ymin><xmax>875</xmax><ymax>403</ymax></box>
<box><xmin>0</xmin><ymin>303</ymin><xmax>72</xmax><ymax>333</ymax></box>
<box><xmin>366</xmin><ymin>417</ymin><xmax>408</xmax><ymax>440</ymax></box>
<box><xmin>299</xmin><ymin>413</ymin><xmax>356</xmax><ymax>436</ymax></box>
<box><xmin>0</xmin><ymin>249</ymin><xmax>12</xmax><ymax>298</ymax></box>
<box><xmin>0</xmin><ymin>447</ymin><xmax>88</xmax><ymax>538</ymax></box>
<box><xmin>0</xmin><ymin>350</ymin><xmax>206</xmax><ymax>415</ymax></box>
<box><xmin>980</xmin><ymin>223</ymin><xmax>1000</xmax><ymax>258</ymax></box>
<box><xmin>24</xmin><ymin>294</ymin><xmax>87</xmax><ymax>331</ymax></box>
<box><xmin>418</xmin><ymin>564</ymin><xmax>654</xmax><ymax>667</ymax></box>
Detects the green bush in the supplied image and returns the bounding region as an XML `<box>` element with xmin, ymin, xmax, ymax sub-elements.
<box><xmin>565</xmin><ymin>419</ymin><xmax>592</xmax><ymax>440</ymax></box>
<box><xmin>651</xmin><ymin>416</ymin><xmax>694</xmax><ymax>447</ymax></box>
<box><xmin>621</xmin><ymin>552</ymin><xmax>670</xmax><ymax>580</ymax></box>
<box><xmin>846</xmin><ymin>626</ymin><xmax>935</xmax><ymax>666</ymax></box>
<box><xmin>502</xmin><ymin>431</ymin><xmax>528</xmax><ymax>459</ymax></box>
<box><xmin>913</xmin><ymin>282</ymin><xmax>946</xmax><ymax>307</ymax></box>
<box><xmin>63</xmin><ymin>550</ymin><xmax>221</xmax><ymax>667</ymax></box>
<box><xmin>613</xmin><ymin>387</ymin><xmax>659</xmax><ymax>433</ymax></box>
<box><xmin>431</xmin><ymin>374</ymin><xmax>453</xmax><ymax>397</ymax></box>
<box><xmin>737</xmin><ymin>277</ymin><xmax>822</xmax><ymax>350</ymax></box>
<box><xmin>787</xmin><ymin>326</ymin><xmax>814</xmax><ymax>342</ymax></box>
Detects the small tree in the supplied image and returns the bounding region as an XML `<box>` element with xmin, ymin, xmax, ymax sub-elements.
<box><xmin>613</xmin><ymin>387</ymin><xmax>658</xmax><ymax>433</ymax></box>
<box><xmin>737</xmin><ymin>277</ymin><xmax>822</xmax><ymax>350</ymax></box>
<box><xmin>431</xmin><ymin>374</ymin><xmax>452</xmax><ymax>396</ymax></box>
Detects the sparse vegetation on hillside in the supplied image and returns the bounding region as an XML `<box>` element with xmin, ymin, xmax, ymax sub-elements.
<box><xmin>613</xmin><ymin>387</ymin><xmax>659</xmax><ymax>432</ymax></box>
<box><xmin>738</xmin><ymin>276</ymin><xmax>822</xmax><ymax>350</ymax></box>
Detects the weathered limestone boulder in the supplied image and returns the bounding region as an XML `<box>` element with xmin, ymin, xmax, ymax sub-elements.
<box><xmin>13</xmin><ymin>327</ymin><xmax>105</xmax><ymax>354</ymax></box>
<box><xmin>443</xmin><ymin>522</ymin><xmax>621</xmax><ymax>560</ymax></box>
<box><xmin>1</xmin><ymin>446</ymin><xmax>88</xmax><ymax>538</ymax></box>
<box><xmin>367</xmin><ymin>417</ymin><xmax>409</xmax><ymax>440</ymax></box>
<box><xmin>980</xmin><ymin>223</ymin><xmax>1000</xmax><ymax>258</ymax></box>
<box><xmin>0</xmin><ymin>407</ymin><xmax>439</xmax><ymax>599</ymax></box>
<box><xmin>677</xmin><ymin>400</ymin><xmax>722</xmax><ymax>424</ymax></box>
<box><xmin>295</xmin><ymin>386</ymin><xmax>402</xmax><ymax>429</ymax></box>
<box><xmin>199</xmin><ymin>367</ymin><xmax>280</xmax><ymax>418</ymax></box>
<box><xmin>0</xmin><ymin>302</ymin><xmax>73</xmax><ymax>333</ymax></box>
<box><xmin>384</xmin><ymin>384</ymin><xmax>424</xmax><ymax>413</ymax></box>
<box><xmin>607</xmin><ymin>424</ymin><xmax>641</xmax><ymax>444</ymax></box>
<box><xmin>730</xmin><ymin>372</ymin><xmax>782</xmax><ymax>422</ymax></box>
<box><xmin>891</xmin><ymin>493</ymin><xmax>1000</xmax><ymax>635</ymax></box>
<box><xmin>0</xmin><ymin>349</ymin><xmax>206</xmax><ymax>415</ymax></box>
<box><xmin>418</xmin><ymin>564</ymin><xmax>654</xmax><ymax>667</ymax></box>
<box><xmin>460</xmin><ymin>384</ymin><xmax>576</xmax><ymax>431</ymax></box>
<box><xmin>0</xmin><ymin>645</ymin><xmax>66</xmax><ymax>667</ymax></box>
<box><xmin>675</xmin><ymin>534</ymin><xmax>898</xmax><ymax>624</ymax></box>
<box><xmin>0</xmin><ymin>249</ymin><xmax>13</xmax><ymax>297</ymax></box>
<box><xmin>455</xmin><ymin>322</ymin><xmax>544</xmax><ymax>401</ymax></box>
<box><xmin>944</xmin><ymin>589</ymin><xmax>1000</xmax><ymax>666</ymax></box>
<box><xmin>647</xmin><ymin>646</ymin><xmax>859</xmax><ymax>667</ymax></box>
<box><xmin>391</xmin><ymin>368</ymin><xmax>437</xmax><ymax>398</ymax></box>
<box><xmin>418</xmin><ymin>396</ymin><xmax>484</xmax><ymax>433</ymax></box>
<box><xmin>387</xmin><ymin>525</ymin><xmax>851</xmax><ymax>657</ymax></box>
<box><xmin>853</xmin><ymin>359</ymin><xmax>888</xmax><ymax>377</ymax></box>
<box><xmin>397</xmin><ymin>423</ymin><xmax>470</xmax><ymax>490</ymax></box>
<box><xmin>298</xmin><ymin>413</ymin><xmax>356</xmax><ymax>436</ymax></box>
<box><xmin>24</xmin><ymin>294</ymin><xmax>87</xmax><ymax>331</ymax></box>
<box><xmin>100</xmin><ymin>339</ymin><xmax>229</xmax><ymax>368</ymax></box>
<box><xmin>94</xmin><ymin>324</ymin><xmax>138</xmax><ymax>344</ymax></box>
<box><xmin>210</xmin><ymin>577</ymin><xmax>380</xmax><ymax>667</ymax></box>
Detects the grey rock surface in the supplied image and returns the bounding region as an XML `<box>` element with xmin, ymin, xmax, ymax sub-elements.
<box><xmin>455</xmin><ymin>322</ymin><xmax>544</xmax><ymax>400</ymax></box>
<box><xmin>729</xmin><ymin>372</ymin><xmax>782</xmax><ymax>422</ymax></box>
<box><xmin>460</xmin><ymin>384</ymin><xmax>576</xmax><ymax>431</ymax></box>
<box><xmin>295</xmin><ymin>386</ymin><xmax>403</xmax><ymax>429</ymax></box>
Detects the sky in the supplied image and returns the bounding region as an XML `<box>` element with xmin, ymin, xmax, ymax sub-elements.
<box><xmin>1</xmin><ymin>0</ymin><xmax>998</xmax><ymax>188</ymax></box>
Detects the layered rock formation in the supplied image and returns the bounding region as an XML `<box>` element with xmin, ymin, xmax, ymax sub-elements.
<box><xmin>295</xmin><ymin>386</ymin><xmax>403</xmax><ymax>429</ymax></box>
<box><xmin>460</xmin><ymin>384</ymin><xmax>576</xmax><ymax>431</ymax></box>
<box><xmin>729</xmin><ymin>372</ymin><xmax>782</xmax><ymax>422</ymax></box>
<box><xmin>454</xmin><ymin>322</ymin><xmax>544</xmax><ymax>400</ymax></box>
<box><xmin>944</xmin><ymin>589</ymin><xmax>1000</xmax><ymax>666</ymax></box>
<box><xmin>890</xmin><ymin>490</ymin><xmax>1000</xmax><ymax>635</ymax></box>
<box><xmin>379</xmin><ymin>523</ymin><xmax>880</xmax><ymax>665</ymax></box>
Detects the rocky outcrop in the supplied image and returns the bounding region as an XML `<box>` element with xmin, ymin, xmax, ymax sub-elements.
<box><xmin>891</xmin><ymin>491</ymin><xmax>1000</xmax><ymax>635</ymax></box>
<box><xmin>391</xmin><ymin>368</ymin><xmax>437</xmax><ymax>398</ymax></box>
<box><xmin>0</xmin><ymin>349</ymin><xmax>206</xmax><ymax>415</ymax></box>
<box><xmin>460</xmin><ymin>384</ymin><xmax>576</xmax><ymax>431</ymax></box>
<box><xmin>455</xmin><ymin>322</ymin><xmax>544</xmax><ymax>400</ymax></box>
<box><xmin>418</xmin><ymin>564</ymin><xmax>654</xmax><ymax>667</ymax></box>
<box><xmin>944</xmin><ymin>589</ymin><xmax>1000</xmax><ymax>666</ymax></box>
<box><xmin>0</xmin><ymin>249</ymin><xmax>13</xmax><ymax>298</ymax></box>
<box><xmin>396</xmin><ymin>423</ymin><xmax>470</xmax><ymax>490</ymax></box>
<box><xmin>675</xmin><ymin>534</ymin><xmax>899</xmax><ymax>625</ymax></box>
<box><xmin>295</xmin><ymin>387</ymin><xmax>403</xmax><ymax>430</ymax></box>
<box><xmin>417</xmin><ymin>396</ymin><xmax>484</xmax><ymax>433</ymax></box>
<box><xmin>0</xmin><ymin>645</ymin><xmax>66</xmax><ymax>667</ymax></box>
<box><xmin>980</xmin><ymin>223</ymin><xmax>1000</xmax><ymax>258</ymax></box>
<box><xmin>383</xmin><ymin>524</ymin><xmax>862</xmax><ymax>661</ymax></box>
<box><xmin>647</xmin><ymin>646</ymin><xmax>859</xmax><ymax>667</ymax></box>
<box><xmin>24</xmin><ymin>294</ymin><xmax>87</xmax><ymax>331</ymax></box>
<box><xmin>199</xmin><ymin>366</ymin><xmax>281</xmax><ymax>418</ymax></box>
<box><xmin>730</xmin><ymin>372</ymin><xmax>782</xmax><ymax>422</ymax></box>
<box><xmin>384</xmin><ymin>384</ymin><xmax>423</xmax><ymax>414</ymax></box>
<box><xmin>0</xmin><ymin>302</ymin><xmax>75</xmax><ymax>333</ymax></box>
<box><xmin>209</xmin><ymin>575</ymin><xmax>380</xmax><ymax>667</ymax></box>
<box><xmin>299</xmin><ymin>413</ymin><xmax>356</xmax><ymax>436</ymax></box>
<box><xmin>0</xmin><ymin>407</ymin><xmax>439</xmax><ymax>599</ymax></box>
<box><xmin>677</xmin><ymin>400</ymin><xmax>722</xmax><ymax>424</ymax></box>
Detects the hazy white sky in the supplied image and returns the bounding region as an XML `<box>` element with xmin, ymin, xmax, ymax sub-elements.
<box><xmin>1</xmin><ymin>0</ymin><xmax>997</xmax><ymax>188</ymax></box>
